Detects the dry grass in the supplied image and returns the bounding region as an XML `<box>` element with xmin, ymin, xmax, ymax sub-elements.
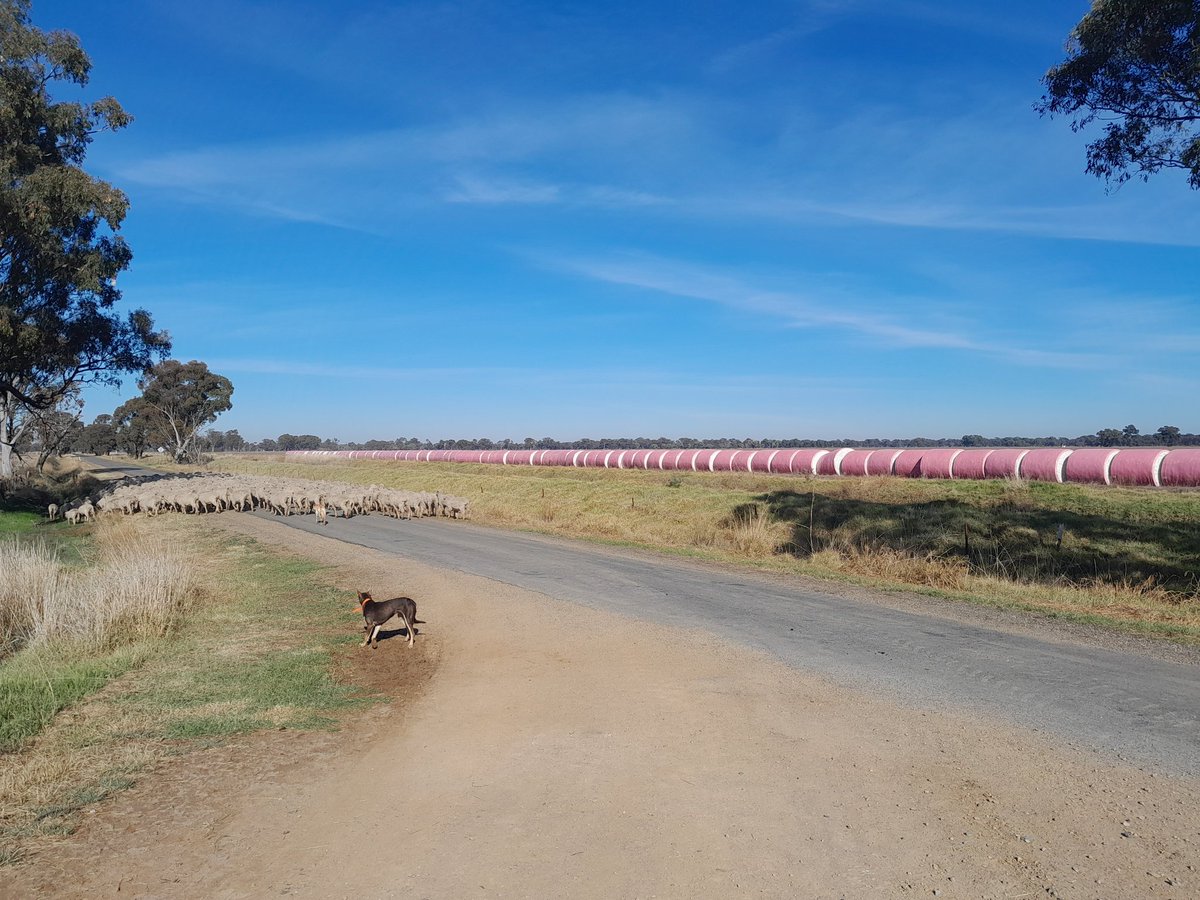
<box><xmin>195</xmin><ymin>456</ymin><xmax>1200</xmax><ymax>640</ymax></box>
<box><xmin>0</xmin><ymin>517</ymin><xmax>365</xmax><ymax>863</ymax></box>
<box><xmin>0</xmin><ymin>541</ymin><xmax>59</xmax><ymax>655</ymax></box>
<box><xmin>0</xmin><ymin>520</ymin><xmax>197</xmax><ymax>655</ymax></box>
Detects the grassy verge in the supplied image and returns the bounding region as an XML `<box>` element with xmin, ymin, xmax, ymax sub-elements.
<box><xmin>0</xmin><ymin>515</ymin><xmax>371</xmax><ymax>864</ymax></box>
<box><xmin>199</xmin><ymin>455</ymin><xmax>1200</xmax><ymax>641</ymax></box>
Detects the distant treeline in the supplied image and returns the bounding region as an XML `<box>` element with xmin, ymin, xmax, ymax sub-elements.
<box><xmin>199</xmin><ymin>424</ymin><xmax>1196</xmax><ymax>453</ymax></box>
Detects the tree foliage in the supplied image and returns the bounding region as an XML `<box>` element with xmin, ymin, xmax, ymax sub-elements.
<box><xmin>1038</xmin><ymin>0</ymin><xmax>1200</xmax><ymax>190</ymax></box>
<box><xmin>135</xmin><ymin>360</ymin><xmax>233</xmax><ymax>462</ymax></box>
<box><xmin>0</xmin><ymin>0</ymin><xmax>169</xmax><ymax>476</ymax></box>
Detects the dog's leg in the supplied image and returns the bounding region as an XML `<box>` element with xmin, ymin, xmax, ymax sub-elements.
<box><xmin>402</xmin><ymin>614</ymin><xmax>415</xmax><ymax>646</ymax></box>
<box><xmin>370</xmin><ymin>623</ymin><xmax>382</xmax><ymax>648</ymax></box>
<box><xmin>361</xmin><ymin>623</ymin><xmax>372</xmax><ymax>647</ymax></box>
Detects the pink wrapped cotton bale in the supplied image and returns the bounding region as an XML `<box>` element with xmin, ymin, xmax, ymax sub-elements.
<box><xmin>769</xmin><ymin>450</ymin><xmax>800</xmax><ymax>473</ymax></box>
<box><xmin>749</xmin><ymin>450</ymin><xmax>777</xmax><ymax>473</ymax></box>
<box><xmin>915</xmin><ymin>448</ymin><xmax>961</xmax><ymax>479</ymax></box>
<box><xmin>744</xmin><ymin>448</ymin><xmax>772</xmax><ymax>472</ymax></box>
<box><xmin>983</xmin><ymin>449</ymin><xmax>1029</xmax><ymax>479</ymax></box>
<box><xmin>1159</xmin><ymin>449</ymin><xmax>1200</xmax><ymax>487</ymax></box>
<box><xmin>730</xmin><ymin>450</ymin><xmax>757</xmax><ymax>472</ymax></box>
<box><xmin>892</xmin><ymin>449</ymin><xmax>927</xmax><ymax>478</ymax></box>
<box><xmin>1019</xmin><ymin>448</ymin><xmax>1073</xmax><ymax>483</ymax></box>
<box><xmin>642</xmin><ymin>449</ymin><xmax>667</xmax><ymax>469</ymax></box>
<box><xmin>708</xmin><ymin>449</ymin><xmax>739</xmax><ymax>471</ymax></box>
<box><xmin>627</xmin><ymin>449</ymin><xmax>652</xmax><ymax>470</ymax></box>
<box><xmin>655</xmin><ymin>450</ymin><xmax>676</xmax><ymax>470</ymax></box>
<box><xmin>671</xmin><ymin>449</ymin><xmax>697</xmax><ymax>471</ymax></box>
<box><xmin>866</xmin><ymin>450</ymin><xmax>901</xmax><ymax>476</ymax></box>
<box><xmin>839</xmin><ymin>449</ymin><xmax>875</xmax><ymax>476</ymax></box>
<box><xmin>1109</xmin><ymin>449</ymin><xmax>1168</xmax><ymax>486</ymax></box>
<box><xmin>786</xmin><ymin>449</ymin><xmax>828</xmax><ymax>475</ymax></box>
<box><xmin>1063</xmin><ymin>448</ymin><xmax>1117</xmax><ymax>484</ymax></box>
<box><xmin>817</xmin><ymin>448</ymin><xmax>851</xmax><ymax>476</ymax></box>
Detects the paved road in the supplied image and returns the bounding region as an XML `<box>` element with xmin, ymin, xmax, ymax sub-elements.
<box><xmin>79</xmin><ymin>456</ymin><xmax>1200</xmax><ymax>775</ymax></box>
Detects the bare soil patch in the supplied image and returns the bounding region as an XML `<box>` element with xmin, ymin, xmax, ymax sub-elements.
<box><xmin>4</xmin><ymin>514</ymin><xmax>1198</xmax><ymax>899</ymax></box>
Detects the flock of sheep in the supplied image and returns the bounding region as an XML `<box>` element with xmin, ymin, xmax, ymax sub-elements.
<box><xmin>51</xmin><ymin>473</ymin><xmax>470</xmax><ymax>524</ymax></box>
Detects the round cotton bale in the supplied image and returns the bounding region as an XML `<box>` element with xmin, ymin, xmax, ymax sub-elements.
<box><xmin>1159</xmin><ymin>449</ymin><xmax>1200</xmax><ymax>487</ymax></box>
<box><xmin>670</xmin><ymin>449</ymin><xmax>695</xmax><ymax>471</ymax></box>
<box><xmin>915</xmin><ymin>448</ymin><xmax>961</xmax><ymax>479</ymax></box>
<box><xmin>1109</xmin><ymin>448</ymin><xmax>1168</xmax><ymax>486</ymax></box>
<box><xmin>725</xmin><ymin>449</ymin><xmax>752</xmax><ymax>472</ymax></box>
<box><xmin>981</xmin><ymin>449</ymin><xmax>1028</xmax><ymax>479</ymax></box>
<box><xmin>866</xmin><ymin>450</ymin><xmax>901</xmax><ymax>476</ymax></box>
<box><xmin>787</xmin><ymin>449</ymin><xmax>828</xmax><ymax>475</ymax></box>
<box><xmin>767</xmin><ymin>450</ymin><xmax>796</xmax><ymax>473</ymax></box>
<box><xmin>707</xmin><ymin>449</ymin><xmax>736</xmax><ymax>471</ymax></box>
<box><xmin>641</xmin><ymin>449</ymin><xmax>665</xmax><ymax>469</ymax></box>
<box><xmin>1063</xmin><ymin>448</ymin><xmax>1116</xmax><ymax>484</ymax></box>
<box><xmin>1019</xmin><ymin>448</ymin><xmax>1072</xmax><ymax>483</ymax></box>
<box><xmin>749</xmin><ymin>450</ymin><xmax>775</xmax><ymax>472</ymax></box>
<box><xmin>838</xmin><ymin>449</ymin><xmax>874</xmax><ymax>477</ymax></box>
<box><xmin>815</xmin><ymin>449</ymin><xmax>841</xmax><ymax>476</ymax></box>
<box><xmin>657</xmin><ymin>450</ymin><xmax>678</xmax><ymax>470</ymax></box>
<box><xmin>892</xmin><ymin>449</ymin><xmax>926</xmax><ymax>478</ymax></box>
<box><xmin>623</xmin><ymin>449</ymin><xmax>648</xmax><ymax>470</ymax></box>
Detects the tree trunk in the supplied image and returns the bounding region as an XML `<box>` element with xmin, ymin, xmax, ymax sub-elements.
<box><xmin>0</xmin><ymin>392</ymin><xmax>17</xmax><ymax>480</ymax></box>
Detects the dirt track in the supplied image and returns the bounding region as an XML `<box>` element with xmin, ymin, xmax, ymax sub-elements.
<box><xmin>6</xmin><ymin>515</ymin><xmax>1198</xmax><ymax>899</ymax></box>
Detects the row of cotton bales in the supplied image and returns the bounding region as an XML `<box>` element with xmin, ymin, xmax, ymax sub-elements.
<box><xmin>286</xmin><ymin>446</ymin><xmax>1200</xmax><ymax>487</ymax></box>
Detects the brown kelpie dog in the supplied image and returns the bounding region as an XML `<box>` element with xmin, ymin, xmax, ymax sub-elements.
<box><xmin>355</xmin><ymin>590</ymin><xmax>418</xmax><ymax>648</ymax></box>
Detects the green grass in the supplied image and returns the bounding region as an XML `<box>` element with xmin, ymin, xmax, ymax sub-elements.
<box><xmin>114</xmin><ymin>532</ymin><xmax>370</xmax><ymax>741</ymax></box>
<box><xmin>0</xmin><ymin>644</ymin><xmax>152</xmax><ymax>753</ymax></box>
<box><xmin>0</xmin><ymin>519</ymin><xmax>376</xmax><ymax>863</ymax></box>
<box><xmin>0</xmin><ymin>508</ymin><xmax>89</xmax><ymax>566</ymax></box>
<box><xmin>0</xmin><ymin>511</ymin><xmax>42</xmax><ymax>536</ymax></box>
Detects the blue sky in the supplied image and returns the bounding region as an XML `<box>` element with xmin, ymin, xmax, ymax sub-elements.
<box><xmin>41</xmin><ymin>0</ymin><xmax>1200</xmax><ymax>442</ymax></box>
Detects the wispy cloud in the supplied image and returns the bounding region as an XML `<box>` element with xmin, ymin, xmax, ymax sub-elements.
<box><xmin>551</xmin><ymin>252</ymin><xmax>1108</xmax><ymax>368</ymax></box>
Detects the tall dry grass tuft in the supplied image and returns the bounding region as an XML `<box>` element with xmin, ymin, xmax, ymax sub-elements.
<box><xmin>0</xmin><ymin>522</ymin><xmax>198</xmax><ymax>654</ymax></box>
<box><xmin>0</xmin><ymin>541</ymin><xmax>62</xmax><ymax>655</ymax></box>
<box><xmin>720</xmin><ymin>502</ymin><xmax>785</xmax><ymax>558</ymax></box>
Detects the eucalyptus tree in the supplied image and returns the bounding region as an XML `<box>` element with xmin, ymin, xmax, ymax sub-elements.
<box><xmin>0</xmin><ymin>0</ymin><xmax>169</xmax><ymax>477</ymax></box>
<box><xmin>135</xmin><ymin>360</ymin><xmax>233</xmax><ymax>463</ymax></box>
<box><xmin>1039</xmin><ymin>1</ymin><xmax>1200</xmax><ymax>190</ymax></box>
